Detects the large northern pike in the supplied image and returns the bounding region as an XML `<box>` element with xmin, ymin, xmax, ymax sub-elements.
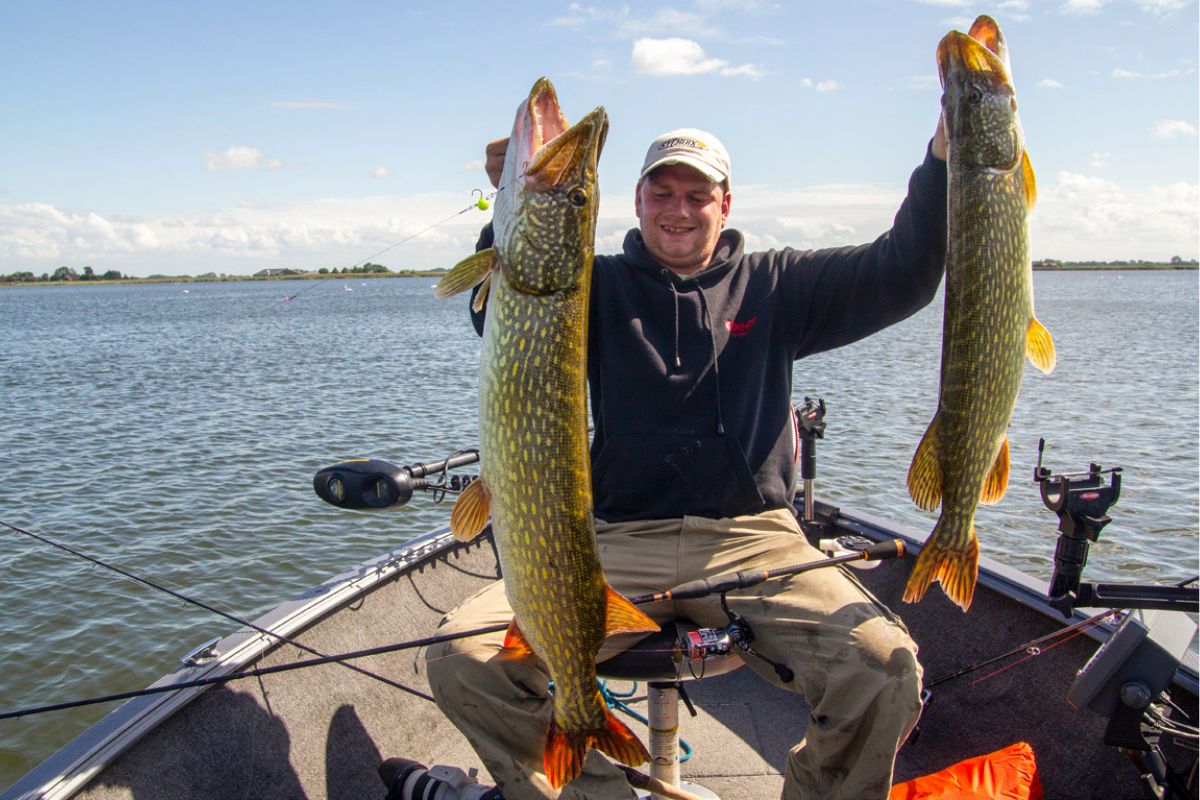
<box><xmin>905</xmin><ymin>16</ymin><xmax>1055</xmax><ymax>610</ymax></box>
<box><xmin>435</xmin><ymin>77</ymin><xmax>656</xmax><ymax>789</ymax></box>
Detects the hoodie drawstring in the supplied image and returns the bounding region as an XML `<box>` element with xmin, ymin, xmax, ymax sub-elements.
<box><xmin>694</xmin><ymin>284</ymin><xmax>726</xmax><ymax>435</ymax></box>
<box><xmin>663</xmin><ymin>269</ymin><xmax>682</xmax><ymax>370</ymax></box>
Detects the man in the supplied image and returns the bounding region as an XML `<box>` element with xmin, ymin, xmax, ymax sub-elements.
<box><xmin>427</xmin><ymin>118</ymin><xmax>948</xmax><ymax>799</ymax></box>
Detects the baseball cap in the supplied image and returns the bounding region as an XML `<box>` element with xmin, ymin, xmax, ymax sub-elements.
<box><xmin>639</xmin><ymin>128</ymin><xmax>731</xmax><ymax>189</ymax></box>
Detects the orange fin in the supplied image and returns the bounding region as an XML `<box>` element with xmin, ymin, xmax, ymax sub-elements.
<box><xmin>435</xmin><ymin>249</ymin><xmax>496</xmax><ymax>299</ymax></box>
<box><xmin>593</xmin><ymin>704</ymin><xmax>651</xmax><ymax>768</ymax></box>
<box><xmin>543</xmin><ymin>721</ymin><xmax>587</xmax><ymax>789</ymax></box>
<box><xmin>449</xmin><ymin>478</ymin><xmax>491</xmax><ymax>542</ymax></box>
<box><xmin>500</xmin><ymin>619</ymin><xmax>537</xmax><ymax>657</ymax></box>
<box><xmin>907</xmin><ymin>413</ymin><xmax>943</xmax><ymax>512</ymax></box>
<box><xmin>903</xmin><ymin>519</ymin><xmax>979</xmax><ymax>611</ymax></box>
<box><xmin>980</xmin><ymin>436</ymin><xmax>1010</xmax><ymax>505</ymax></box>
<box><xmin>542</xmin><ymin>706</ymin><xmax>649</xmax><ymax>789</ymax></box>
<box><xmin>1021</xmin><ymin>150</ymin><xmax>1037</xmax><ymax>210</ymax></box>
<box><xmin>1025</xmin><ymin>316</ymin><xmax>1055</xmax><ymax>374</ymax></box>
<box><xmin>604</xmin><ymin>585</ymin><xmax>658</xmax><ymax>637</ymax></box>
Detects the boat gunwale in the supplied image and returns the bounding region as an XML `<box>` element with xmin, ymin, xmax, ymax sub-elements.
<box><xmin>0</xmin><ymin>525</ymin><xmax>461</xmax><ymax>800</ymax></box>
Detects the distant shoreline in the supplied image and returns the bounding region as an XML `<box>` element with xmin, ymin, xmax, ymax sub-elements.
<box><xmin>0</xmin><ymin>271</ymin><xmax>450</xmax><ymax>288</ymax></box>
<box><xmin>1032</xmin><ymin>263</ymin><xmax>1198</xmax><ymax>271</ymax></box>
<box><xmin>1</xmin><ymin>263</ymin><xmax>1196</xmax><ymax>288</ymax></box>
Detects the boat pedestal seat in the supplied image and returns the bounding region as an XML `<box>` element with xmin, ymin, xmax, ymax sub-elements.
<box><xmin>597</xmin><ymin>619</ymin><xmax>743</xmax><ymax>800</ymax></box>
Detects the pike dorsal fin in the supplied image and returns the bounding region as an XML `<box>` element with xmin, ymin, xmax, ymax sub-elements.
<box><xmin>449</xmin><ymin>478</ymin><xmax>491</xmax><ymax>542</ymax></box>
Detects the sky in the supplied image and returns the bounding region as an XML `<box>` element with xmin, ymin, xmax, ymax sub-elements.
<box><xmin>1</xmin><ymin>0</ymin><xmax>1197</xmax><ymax>278</ymax></box>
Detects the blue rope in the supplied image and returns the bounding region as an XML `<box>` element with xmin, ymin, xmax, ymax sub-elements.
<box><xmin>597</xmin><ymin>679</ymin><xmax>693</xmax><ymax>763</ymax></box>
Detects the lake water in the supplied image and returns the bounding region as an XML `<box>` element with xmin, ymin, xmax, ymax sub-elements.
<box><xmin>1</xmin><ymin>270</ymin><xmax>1197</xmax><ymax>789</ymax></box>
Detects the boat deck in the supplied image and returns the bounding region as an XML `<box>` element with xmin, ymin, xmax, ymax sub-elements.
<box><xmin>8</xmin><ymin>507</ymin><xmax>1196</xmax><ymax>800</ymax></box>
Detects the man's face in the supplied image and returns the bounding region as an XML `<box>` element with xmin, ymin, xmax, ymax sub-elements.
<box><xmin>635</xmin><ymin>164</ymin><xmax>731</xmax><ymax>276</ymax></box>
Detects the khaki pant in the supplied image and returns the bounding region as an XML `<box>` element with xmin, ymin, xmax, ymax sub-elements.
<box><xmin>426</xmin><ymin>508</ymin><xmax>923</xmax><ymax>800</ymax></box>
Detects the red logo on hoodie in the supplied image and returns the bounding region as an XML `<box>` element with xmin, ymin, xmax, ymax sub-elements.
<box><xmin>725</xmin><ymin>316</ymin><xmax>757</xmax><ymax>337</ymax></box>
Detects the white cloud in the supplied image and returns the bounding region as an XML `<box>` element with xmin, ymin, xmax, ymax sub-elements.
<box><xmin>631</xmin><ymin>38</ymin><xmax>764</xmax><ymax>78</ymax></box>
<box><xmin>1153</xmin><ymin>119</ymin><xmax>1198</xmax><ymax>139</ymax></box>
<box><xmin>1061</xmin><ymin>0</ymin><xmax>1107</xmax><ymax>13</ymax></box>
<box><xmin>370</xmin><ymin>166</ymin><xmax>392</xmax><ymax>179</ymax></box>
<box><xmin>0</xmin><ymin>193</ymin><xmax>494</xmax><ymax>276</ymax></box>
<box><xmin>1038</xmin><ymin>78</ymin><xmax>1067</xmax><ymax>88</ymax></box>
<box><xmin>1089</xmin><ymin>151</ymin><xmax>1112</xmax><ymax>168</ymax></box>
<box><xmin>203</xmin><ymin>146</ymin><xmax>283</xmax><ymax>172</ymax></box>
<box><xmin>1113</xmin><ymin>67</ymin><xmax>1194</xmax><ymax>78</ymax></box>
<box><xmin>619</xmin><ymin>9</ymin><xmax>724</xmax><ymax>39</ymax></box>
<box><xmin>798</xmin><ymin>77</ymin><xmax>843</xmax><ymax>91</ymax></box>
<box><xmin>1032</xmin><ymin>171</ymin><xmax>1199</xmax><ymax>260</ymax></box>
<box><xmin>1135</xmin><ymin>0</ymin><xmax>1193</xmax><ymax>14</ymax></box>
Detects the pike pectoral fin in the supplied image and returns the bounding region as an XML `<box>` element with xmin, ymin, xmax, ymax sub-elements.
<box><xmin>980</xmin><ymin>436</ymin><xmax>1010</xmax><ymax>505</ymax></box>
<box><xmin>903</xmin><ymin>519</ymin><xmax>979</xmax><ymax>611</ymax></box>
<box><xmin>471</xmin><ymin>271</ymin><xmax>494</xmax><ymax>313</ymax></box>
<box><xmin>543</xmin><ymin>703</ymin><xmax>650</xmax><ymax>789</ymax></box>
<box><xmin>603</xmin><ymin>585</ymin><xmax>659</xmax><ymax>636</ymax></box>
<box><xmin>500</xmin><ymin>619</ymin><xmax>537</xmax><ymax>657</ymax></box>
<box><xmin>449</xmin><ymin>478</ymin><xmax>491</xmax><ymax>542</ymax></box>
<box><xmin>1026</xmin><ymin>316</ymin><xmax>1056</xmax><ymax>374</ymax></box>
<box><xmin>1021</xmin><ymin>150</ymin><xmax>1037</xmax><ymax>210</ymax></box>
<box><xmin>434</xmin><ymin>249</ymin><xmax>496</xmax><ymax>299</ymax></box>
<box><xmin>907</xmin><ymin>414</ymin><xmax>944</xmax><ymax>512</ymax></box>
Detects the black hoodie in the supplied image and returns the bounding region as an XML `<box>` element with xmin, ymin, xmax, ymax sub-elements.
<box><xmin>473</xmin><ymin>147</ymin><xmax>947</xmax><ymax>523</ymax></box>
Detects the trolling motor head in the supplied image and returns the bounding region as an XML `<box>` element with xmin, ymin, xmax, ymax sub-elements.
<box><xmin>313</xmin><ymin>450</ymin><xmax>480</xmax><ymax>511</ymax></box>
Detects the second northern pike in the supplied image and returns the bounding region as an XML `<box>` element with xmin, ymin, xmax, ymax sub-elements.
<box><xmin>905</xmin><ymin>16</ymin><xmax>1056</xmax><ymax>610</ymax></box>
<box><xmin>436</xmin><ymin>77</ymin><xmax>656</xmax><ymax>789</ymax></box>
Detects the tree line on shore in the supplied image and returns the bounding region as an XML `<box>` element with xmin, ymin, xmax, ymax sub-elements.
<box><xmin>2</xmin><ymin>262</ymin><xmax>442</xmax><ymax>284</ymax></box>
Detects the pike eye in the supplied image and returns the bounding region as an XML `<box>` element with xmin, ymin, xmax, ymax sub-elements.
<box><xmin>968</xmin><ymin>88</ymin><xmax>983</xmax><ymax>103</ymax></box>
<box><xmin>568</xmin><ymin>188</ymin><xmax>588</xmax><ymax>207</ymax></box>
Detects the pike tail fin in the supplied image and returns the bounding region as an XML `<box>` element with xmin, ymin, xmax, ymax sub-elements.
<box><xmin>543</xmin><ymin>705</ymin><xmax>650</xmax><ymax>789</ymax></box>
<box><xmin>903</xmin><ymin>518</ymin><xmax>979</xmax><ymax>611</ymax></box>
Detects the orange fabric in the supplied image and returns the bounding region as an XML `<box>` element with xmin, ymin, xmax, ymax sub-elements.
<box><xmin>889</xmin><ymin>742</ymin><xmax>1042</xmax><ymax>800</ymax></box>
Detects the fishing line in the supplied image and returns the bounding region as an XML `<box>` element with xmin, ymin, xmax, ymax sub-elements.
<box><xmin>281</xmin><ymin>178</ymin><xmax>514</xmax><ymax>302</ymax></box>
<box><xmin>924</xmin><ymin>608</ymin><xmax>1120</xmax><ymax>690</ymax></box>
<box><xmin>0</xmin><ymin>519</ymin><xmax>428</xmax><ymax>700</ymax></box>
<box><xmin>0</xmin><ymin>622</ymin><xmax>508</xmax><ymax>720</ymax></box>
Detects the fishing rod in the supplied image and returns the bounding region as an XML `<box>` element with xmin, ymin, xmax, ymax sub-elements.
<box><xmin>0</xmin><ymin>622</ymin><xmax>505</xmax><ymax>721</ymax></box>
<box><xmin>0</xmin><ymin>520</ymin><xmax>431</xmax><ymax>701</ymax></box>
<box><xmin>0</xmin><ymin>537</ymin><xmax>906</xmax><ymax>720</ymax></box>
